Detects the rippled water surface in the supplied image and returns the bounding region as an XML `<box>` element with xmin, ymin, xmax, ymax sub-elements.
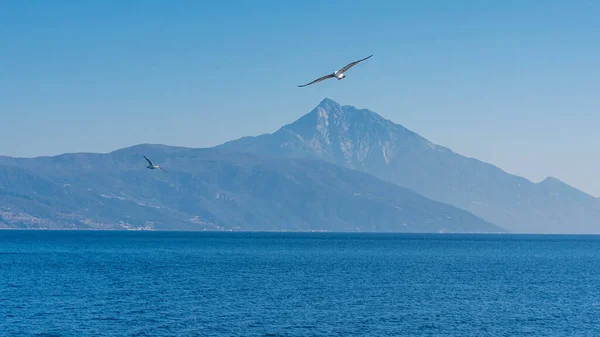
<box><xmin>2</xmin><ymin>231</ymin><xmax>600</xmax><ymax>336</ymax></box>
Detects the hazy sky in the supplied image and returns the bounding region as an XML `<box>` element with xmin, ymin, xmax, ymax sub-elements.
<box><xmin>1</xmin><ymin>1</ymin><xmax>599</xmax><ymax>195</ymax></box>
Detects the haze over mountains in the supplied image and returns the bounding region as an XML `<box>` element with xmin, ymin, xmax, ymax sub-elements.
<box><xmin>1</xmin><ymin>98</ymin><xmax>598</xmax><ymax>233</ymax></box>
<box><xmin>0</xmin><ymin>146</ymin><xmax>499</xmax><ymax>232</ymax></box>
<box><xmin>220</xmin><ymin>98</ymin><xmax>600</xmax><ymax>234</ymax></box>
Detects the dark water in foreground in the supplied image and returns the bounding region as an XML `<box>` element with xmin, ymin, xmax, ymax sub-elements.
<box><xmin>1</xmin><ymin>232</ymin><xmax>600</xmax><ymax>336</ymax></box>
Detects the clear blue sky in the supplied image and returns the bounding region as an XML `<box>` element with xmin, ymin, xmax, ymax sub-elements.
<box><xmin>1</xmin><ymin>1</ymin><xmax>599</xmax><ymax>195</ymax></box>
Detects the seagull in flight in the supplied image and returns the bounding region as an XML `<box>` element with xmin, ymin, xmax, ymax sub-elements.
<box><xmin>143</xmin><ymin>156</ymin><xmax>167</xmax><ymax>173</ymax></box>
<box><xmin>298</xmin><ymin>54</ymin><xmax>373</xmax><ymax>87</ymax></box>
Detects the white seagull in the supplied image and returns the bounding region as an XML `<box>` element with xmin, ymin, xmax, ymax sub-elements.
<box><xmin>144</xmin><ymin>156</ymin><xmax>167</xmax><ymax>173</ymax></box>
<box><xmin>298</xmin><ymin>54</ymin><xmax>373</xmax><ymax>87</ymax></box>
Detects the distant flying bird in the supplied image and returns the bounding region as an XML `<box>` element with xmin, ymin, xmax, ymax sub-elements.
<box><xmin>298</xmin><ymin>54</ymin><xmax>373</xmax><ymax>87</ymax></box>
<box><xmin>143</xmin><ymin>156</ymin><xmax>167</xmax><ymax>173</ymax></box>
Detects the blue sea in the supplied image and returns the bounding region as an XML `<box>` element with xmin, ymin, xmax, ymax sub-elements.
<box><xmin>1</xmin><ymin>232</ymin><xmax>600</xmax><ymax>336</ymax></box>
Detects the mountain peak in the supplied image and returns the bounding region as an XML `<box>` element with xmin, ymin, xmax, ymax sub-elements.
<box><xmin>220</xmin><ymin>98</ymin><xmax>438</xmax><ymax>169</ymax></box>
<box><xmin>315</xmin><ymin>98</ymin><xmax>375</xmax><ymax>118</ymax></box>
<box><xmin>307</xmin><ymin>99</ymin><xmax>392</xmax><ymax>131</ymax></box>
<box><xmin>540</xmin><ymin>176</ymin><xmax>563</xmax><ymax>184</ymax></box>
<box><xmin>318</xmin><ymin>97</ymin><xmax>341</xmax><ymax>108</ymax></box>
<box><xmin>538</xmin><ymin>176</ymin><xmax>578</xmax><ymax>190</ymax></box>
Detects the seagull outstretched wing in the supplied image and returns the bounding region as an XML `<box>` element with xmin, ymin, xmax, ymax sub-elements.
<box><xmin>298</xmin><ymin>73</ymin><xmax>336</xmax><ymax>87</ymax></box>
<box><xmin>160</xmin><ymin>167</ymin><xmax>168</xmax><ymax>173</ymax></box>
<box><xmin>143</xmin><ymin>156</ymin><xmax>154</xmax><ymax>166</ymax></box>
<box><xmin>337</xmin><ymin>54</ymin><xmax>373</xmax><ymax>74</ymax></box>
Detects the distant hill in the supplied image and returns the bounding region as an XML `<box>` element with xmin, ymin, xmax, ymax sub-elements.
<box><xmin>0</xmin><ymin>146</ymin><xmax>501</xmax><ymax>233</ymax></box>
<box><xmin>219</xmin><ymin>98</ymin><xmax>600</xmax><ymax>233</ymax></box>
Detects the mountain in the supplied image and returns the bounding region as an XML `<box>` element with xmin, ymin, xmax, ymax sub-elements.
<box><xmin>0</xmin><ymin>145</ymin><xmax>501</xmax><ymax>232</ymax></box>
<box><xmin>219</xmin><ymin>98</ymin><xmax>600</xmax><ymax>234</ymax></box>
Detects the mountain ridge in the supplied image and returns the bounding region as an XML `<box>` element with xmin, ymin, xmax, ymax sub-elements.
<box><xmin>0</xmin><ymin>145</ymin><xmax>501</xmax><ymax>233</ymax></box>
